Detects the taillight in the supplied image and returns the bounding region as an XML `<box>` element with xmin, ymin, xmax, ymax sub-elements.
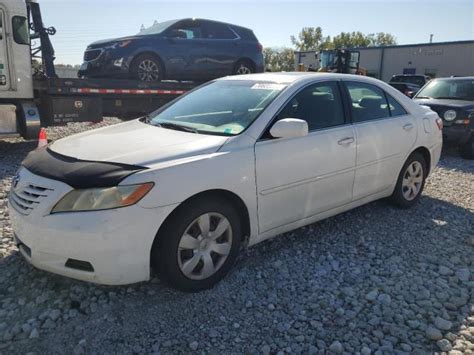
<box><xmin>257</xmin><ymin>43</ymin><xmax>263</xmax><ymax>52</ymax></box>
<box><xmin>436</xmin><ymin>118</ymin><xmax>443</xmax><ymax>130</ymax></box>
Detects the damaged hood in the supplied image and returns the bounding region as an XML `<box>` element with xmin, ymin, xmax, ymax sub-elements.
<box><xmin>49</xmin><ymin>120</ymin><xmax>229</xmax><ymax>167</ymax></box>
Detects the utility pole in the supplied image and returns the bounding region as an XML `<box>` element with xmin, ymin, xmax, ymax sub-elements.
<box><xmin>429</xmin><ymin>34</ymin><xmax>433</xmax><ymax>43</ymax></box>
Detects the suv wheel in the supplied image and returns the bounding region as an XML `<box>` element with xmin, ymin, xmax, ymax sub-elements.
<box><xmin>390</xmin><ymin>152</ymin><xmax>427</xmax><ymax>208</ymax></box>
<box><xmin>233</xmin><ymin>60</ymin><xmax>254</xmax><ymax>75</ymax></box>
<box><xmin>131</xmin><ymin>54</ymin><xmax>163</xmax><ymax>82</ymax></box>
<box><xmin>152</xmin><ymin>197</ymin><xmax>242</xmax><ymax>292</ymax></box>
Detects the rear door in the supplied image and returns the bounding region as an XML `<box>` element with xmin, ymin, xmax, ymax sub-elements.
<box><xmin>0</xmin><ymin>8</ymin><xmax>10</xmax><ymax>90</ymax></box>
<box><xmin>343</xmin><ymin>81</ymin><xmax>417</xmax><ymax>199</ymax></box>
<box><xmin>201</xmin><ymin>21</ymin><xmax>241</xmax><ymax>78</ymax></box>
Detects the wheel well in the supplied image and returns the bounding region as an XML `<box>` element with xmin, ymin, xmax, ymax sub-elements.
<box><xmin>411</xmin><ymin>146</ymin><xmax>431</xmax><ymax>172</ymax></box>
<box><xmin>153</xmin><ymin>189</ymin><xmax>251</xmax><ymax>250</ymax></box>
<box><xmin>130</xmin><ymin>51</ymin><xmax>165</xmax><ymax>77</ymax></box>
<box><xmin>235</xmin><ymin>58</ymin><xmax>256</xmax><ymax>71</ymax></box>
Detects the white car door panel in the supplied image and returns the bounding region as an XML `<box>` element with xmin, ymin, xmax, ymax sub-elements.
<box><xmin>353</xmin><ymin>115</ymin><xmax>416</xmax><ymax>199</ymax></box>
<box><xmin>254</xmin><ymin>80</ymin><xmax>356</xmax><ymax>233</ymax></box>
<box><xmin>255</xmin><ymin>126</ymin><xmax>356</xmax><ymax>233</ymax></box>
<box><xmin>344</xmin><ymin>82</ymin><xmax>417</xmax><ymax>200</ymax></box>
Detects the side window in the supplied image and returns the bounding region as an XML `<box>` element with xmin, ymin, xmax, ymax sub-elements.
<box><xmin>346</xmin><ymin>82</ymin><xmax>390</xmax><ymax>122</ymax></box>
<box><xmin>205</xmin><ymin>22</ymin><xmax>237</xmax><ymax>39</ymax></box>
<box><xmin>277</xmin><ymin>81</ymin><xmax>345</xmax><ymax>131</ymax></box>
<box><xmin>386</xmin><ymin>94</ymin><xmax>408</xmax><ymax>117</ymax></box>
<box><xmin>12</xmin><ymin>16</ymin><xmax>29</xmax><ymax>45</ymax></box>
<box><xmin>168</xmin><ymin>21</ymin><xmax>203</xmax><ymax>39</ymax></box>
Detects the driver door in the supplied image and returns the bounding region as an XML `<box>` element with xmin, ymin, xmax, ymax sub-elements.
<box><xmin>164</xmin><ymin>20</ymin><xmax>207</xmax><ymax>80</ymax></box>
<box><xmin>255</xmin><ymin>81</ymin><xmax>356</xmax><ymax>233</ymax></box>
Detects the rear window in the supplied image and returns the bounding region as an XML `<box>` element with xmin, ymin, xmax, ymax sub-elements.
<box><xmin>205</xmin><ymin>22</ymin><xmax>237</xmax><ymax>39</ymax></box>
<box><xmin>391</xmin><ymin>76</ymin><xmax>425</xmax><ymax>87</ymax></box>
<box><xmin>231</xmin><ymin>26</ymin><xmax>257</xmax><ymax>41</ymax></box>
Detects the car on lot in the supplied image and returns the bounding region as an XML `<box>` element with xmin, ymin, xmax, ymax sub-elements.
<box><xmin>414</xmin><ymin>76</ymin><xmax>474</xmax><ymax>159</ymax></box>
<box><xmin>390</xmin><ymin>74</ymin><xmax>431</xmax><ymax>88</ymax></box>
<box><xmin>389</xmin><ymin>82</ymin><xmax>420</xmax><ymax>98</ymax></box>
<box><xmin>78</xmin><ymin>18</ymin><xmax>264</xmax><ymax>82</ymax></box>
<box><xmin>9</xmin><ymin>73</ymin><xmax>442</xmax><ymax>291</ymax></box>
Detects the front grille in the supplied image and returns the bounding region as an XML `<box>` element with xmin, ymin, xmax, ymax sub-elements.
<box><xmin>9</xmin><ymin>183</ymin><xmax>52</xmax><ymax>215</ymax></box>
<box><xmin>84</xmin><ymin>49</ymin><xmax>102</xmax><ymax>61</ymax></box>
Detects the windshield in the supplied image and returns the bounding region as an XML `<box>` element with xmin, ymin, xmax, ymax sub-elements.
<box><xmin>149</xmin><ymin>80</ymin><xmax>286</xmax><ymax>136</ymax></box>
<box><xmin>138</xmin><ymin>20</ymin><xmax>178</xmax><ymax>35</ymax></box>
<box><xmin>416</xmin><ymin>79</ymin><xmax>474</xmax><ymax>101</ymax></box>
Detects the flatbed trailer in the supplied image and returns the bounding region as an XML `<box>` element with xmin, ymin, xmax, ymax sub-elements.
<box><xmin>0</xmin><ymin>0</ymin><xmax>199</xmax><ymax>140</ymax></box>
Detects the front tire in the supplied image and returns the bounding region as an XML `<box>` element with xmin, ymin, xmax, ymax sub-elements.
<box><xmin>459</xmin><ymin>134</ymin><xmax>474</xmax><ymax>159</ymax></box>
<box><xmin>152</xmin><ymin>197</ymin><xmax>242</xmax><ymax>292</ymax></box>
<box><xmin>389</xmin><ymin>152</ymin><xmax>427</xmax><ymax>208</ymax></box>
<box><xmin>130</xmin><ymin>54</ymin><xmax>163</xmax><ymax>82</ymax></box>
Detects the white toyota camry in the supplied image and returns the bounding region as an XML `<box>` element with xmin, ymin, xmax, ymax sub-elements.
<box><xmin>9</xmin><ymin>73</ymin><xmax>443</xmax><ymax>291</ymax></box>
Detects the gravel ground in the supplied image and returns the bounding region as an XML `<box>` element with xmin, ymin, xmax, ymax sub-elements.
<box><xmin>1</xmin><ymin>119</ymin><xmax>473</xmax><ymax>354</ymax></box>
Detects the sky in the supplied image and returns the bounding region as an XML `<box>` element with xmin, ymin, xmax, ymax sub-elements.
<box><xmin>37</xmin><ymin>0</ymin><xmax>474</xmax><ymax>65</ymax></box>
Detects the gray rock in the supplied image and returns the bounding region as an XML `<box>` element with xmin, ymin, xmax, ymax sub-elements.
<box><xmin>29</xmin><ymin>328</ymin><xmax>39</xmax><ymax>339</ymax></box>
<box><xmin>329</xmin><ymin>341</ymin><xmax>343</xmax><ymax>353</ymax></box>
<box><xmin>361</xmin><ymin>346</ymin><xmax>371</xmax><ymax>355</ymax></box>
<box><xmin>377</xmin><ymin>293</ymin><xmax>391</xmax><ymax>305</ymax></box>
<box><xmin>434</xmin><ymin>316</ymin><xmax>452</xmax><ymax>331</ymax></box>
<box><xmin>436</xmin><ymin>338</ymin><xmax>452</xmax><ymax>352</ymax></box>
<box><xmin>439</xmin><ymin>266</ymin><xmax>454</xmax><ymax>276</ymax></box>
<box><xmin>426</xmin><ymin>326</ymin><xmax>443</xmax><ymax>340</ymax></box>
<box><xmin>455</xmin><ymin>268</ymin><xmax>470</xmax><ymax>282</ymax></box>
<box><xmin>366</xmin><ymin>290</ymin><xmax>379</xmax><ymax>302</ymax></box>
<box><xmin>189</xmin><ymin>341</ymin><xmax>199</xmax><ymax>351</ymax></box>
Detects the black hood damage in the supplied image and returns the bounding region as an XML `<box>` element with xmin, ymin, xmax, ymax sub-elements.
<box><xmin>22</xmin><ymin>147</ymin><xmax>147</xmax><ymax>189</ymax></box>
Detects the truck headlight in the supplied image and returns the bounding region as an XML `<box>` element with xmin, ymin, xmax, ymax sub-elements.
<box><xmin>444</xmin><ymin>110</ymin><xmax>457</xmax><ymax>121</ymax></box>
<box><xmin>51</xmin><ymin>183</ymin><xmax>153</xmax><ymax>213</ymax></box>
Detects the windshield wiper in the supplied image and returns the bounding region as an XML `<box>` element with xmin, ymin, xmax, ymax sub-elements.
<box><xmin>415</xmin><ymin>96</ymin><xmax>432</xmax><ymax>99</ymax></box>
<box><xmin>433</xmin><ymin>96</ymin><xmax>467</xmax><ymax>100</ymax></box>
<box><xmin>158</xmin><ymin>122</ymin><xmax>199</xmax><ymax>133</ymax></box>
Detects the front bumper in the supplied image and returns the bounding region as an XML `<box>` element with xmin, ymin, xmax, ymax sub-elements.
<box><xmin>8</xmin><ymin>167</ymin><xmax>177</xmax><ymax>285</ymax></box>
<box><xmin>442</xmin><ymin>123</ymin><xmax>472</xmax><ymax>144</ymax></box>
<box><xmin>78</xmin><ymin>49</ymin><xmax>133</xmax><ymax>78</ymax></box>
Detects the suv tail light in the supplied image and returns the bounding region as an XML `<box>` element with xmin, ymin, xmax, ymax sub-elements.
<box><xmin>257</xmin><ymin>43</ymin><xmax>263</xmax><ymax>52</ymax></box>
<box><xmin>435</xmin><ymin>118</ymin><xmax>443</xmax><ymax>130</ymax></box>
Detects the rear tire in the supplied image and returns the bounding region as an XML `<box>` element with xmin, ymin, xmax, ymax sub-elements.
<box><xmin>130</xmin><ymin>54</ymin><xmax>163</xmax><ymax>82</ymax></box>
<box><xmin>151</xmin><ymin>197</ymin><xmax>242</xmax><ymax>292</ymax></box>
<box><xmin>459</xmin><ymin>134</ymin><xmax>474</xmax><ymax>160</ymax></box>
<box><xmin>233</xmin><ymin>60</ymin><xmax>254</xmax><ymax>75</ymax></box>
<box><xmin>389</xmin><ymin>152</ymin><xmax>427</xmax><ymax>208</ymax></box>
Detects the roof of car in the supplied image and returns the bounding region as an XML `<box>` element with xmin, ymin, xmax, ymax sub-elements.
<box><xmin>218</xmin><ymin>72</ymin><xmax>386</xmax><ymax>85</ymax></box>
<box><xmin>433</xmin><ymin>76</ymin><xmax>474</xmax><ymax>81</ymax></box>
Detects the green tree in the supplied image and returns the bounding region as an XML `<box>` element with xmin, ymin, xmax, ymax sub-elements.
<box><xmin>263</xmin><ymin>47</ymin><xmax>295</xmax><ymax>72</ymax></box>
<box><xmin>290</xmin><ymin>27</ymin><xmax>325</xmax><ymax>51</ymax></box>
<box><xmin>291</xmin><ymin>28</ymin><xmax>397</xmax><ymax>51</ymax></box>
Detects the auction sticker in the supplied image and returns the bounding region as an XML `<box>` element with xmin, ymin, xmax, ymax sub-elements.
<box><xmin>251</xmin><ymin>83</ymin><xmax>286</xmax><ymax>91</ymax></box>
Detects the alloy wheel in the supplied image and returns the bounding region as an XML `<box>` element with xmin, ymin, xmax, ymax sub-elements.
<box><xmin>236</xmin><ymin>64</ymin><xmax>252</xmax><ymax>75</ymax></box>
<box><xmin>137</xmin><ymin>59</ymin><xmax>160</xmax><ymax>81</ymax></box>
<box><xmin>177</xmin><ymin>213</ymin><xmax>233</xmax><ymax>280</ymax></box>
<box><xmin>402</xmin><ymin>161</ymin><xmax>423</xmax><ymax>201</ymax></box>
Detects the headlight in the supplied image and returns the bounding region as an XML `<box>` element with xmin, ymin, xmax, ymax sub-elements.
<box><xmin>444</xmin><ymin>110</ymin><xmax>457</xmax><ymax>121</ymax></box>
<box><xmin>51</xmin><ymin>183</ymin><xmax>153</xmax><ymax>213</ymax></box>
<box><xmin>107</xmin><ymin>40</ymin><xmax>132</xmax><ymax>49</ymax></box>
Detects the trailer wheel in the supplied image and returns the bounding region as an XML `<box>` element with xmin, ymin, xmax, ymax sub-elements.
<box><xmin>131</xmin><ymin>54</ymin><xmax>163</xmax><ymax>82</ymax></box>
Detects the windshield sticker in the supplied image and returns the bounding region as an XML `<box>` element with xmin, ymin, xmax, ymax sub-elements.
<box><xmin>224</xmin><ymin>128</ymin><xmax>233</xmax><ymax>134</ymax></box>
<box><xmin>251</xmin><ymin>83</ymin><xmax>286</xmax><ymax>91</ymax></box>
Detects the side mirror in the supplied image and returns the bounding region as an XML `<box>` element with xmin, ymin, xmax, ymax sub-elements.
<box><xmin>166</xmin><ymin>30</ymin><xmax>186</xmax><ymax>39</ymax></box>
<box><xmin>269</xmin><ymin>118</ymin><xmax>308</xmax><ymax>139</ymax></box>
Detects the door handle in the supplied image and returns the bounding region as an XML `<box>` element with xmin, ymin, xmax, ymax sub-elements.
<box><xmin>337</xmin><ymin>137</ymin><xmax>355</xmax><ymax>145</ymax></box>
<box><xmin>403</xmin><ymin>123</ymin><xmax>414</xmax><ymax>131</ymax></box>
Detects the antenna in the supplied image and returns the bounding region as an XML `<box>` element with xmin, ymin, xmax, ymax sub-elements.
<box><xmin>429</xmin><ymin>34</ymin><xmax>433</xmax><ymax>43</ymax></box>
